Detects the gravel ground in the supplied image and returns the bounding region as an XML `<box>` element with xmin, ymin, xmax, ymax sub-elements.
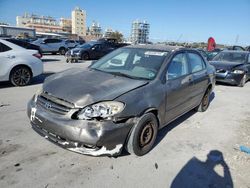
<box><xmin>0</xmin><ymin>55</ymin><xmax>250</xmax><ymax>188</ymax></box>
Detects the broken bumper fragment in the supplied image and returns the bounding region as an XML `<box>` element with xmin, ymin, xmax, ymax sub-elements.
<box><xmin>27</xmin><ymin>100</ymin><xmax>133</xmax><ymax>156</ymax></box>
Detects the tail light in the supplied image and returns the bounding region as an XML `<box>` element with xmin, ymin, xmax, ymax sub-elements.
<box><xmin>33</xmin><ymin>53</ymin><xmax>42</xmax><ymax>59</ymax></box>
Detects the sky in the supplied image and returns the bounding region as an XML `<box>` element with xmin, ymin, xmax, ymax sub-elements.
<box><xmin>0</xmin><ymin>0</ymin><xmax>250</xmax><ymax>46</ymax></box>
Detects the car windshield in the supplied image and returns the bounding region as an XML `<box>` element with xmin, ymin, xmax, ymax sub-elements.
<box><xmin>213</xmin><ymin>52</ymin><xmax>247</xmax><ymax>63</ymax></box>
<box><xmin>91</xmin><ymin>48</ymin><xmax>168</xmax><ymax>80</ymax></box>
<box><xmin>77</xmin><ymin>43</ymin><xmax>94</xmax><ymax>49</ymax></box>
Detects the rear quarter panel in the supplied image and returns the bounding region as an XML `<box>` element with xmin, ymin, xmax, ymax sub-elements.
<box><xmin>1</xmin><ymin>51</ymin><xmax>43</xmax><ymax>81</ymax></box>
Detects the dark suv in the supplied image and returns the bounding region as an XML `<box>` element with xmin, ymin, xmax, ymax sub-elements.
<box><xmin>28</xmin><ymin>45</ymin><xmax>215</xmax><ymax>156</ymax></box>
<box><xmin>65</xmin><ymin>41</ymin><xmax>117</xmax><ymax>61</ymax></box>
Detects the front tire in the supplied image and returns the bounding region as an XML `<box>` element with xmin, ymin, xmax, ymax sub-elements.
<box><xmin>126</xmin><ymin>113</ymin><xmax>158</xmax><ymax>156</ymax></box>
<box><xmin>81</xmin><ymin>52</ymin><xmax>89</xmax><ymax>60</ymax></box>
<box><xmin>10</xmin><ymin>66</ymin><xmax>32</xmax><ymax>86</ymax></box>
<box><xmin>238</xmin><ymin>74</ymin><xmax>246</xmax><ymax>87</ymax></box>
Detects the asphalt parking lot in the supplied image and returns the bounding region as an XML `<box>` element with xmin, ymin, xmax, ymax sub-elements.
<box><xmin>0</xmin><ymin>55</ymin><xmax>250</xmax><ymax>188</ymax></box>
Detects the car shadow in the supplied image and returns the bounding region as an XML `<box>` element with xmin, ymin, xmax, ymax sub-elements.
<box><xmin>216</xmin><ymin>82</ymin><xmax>236</xmax><ymax>87</ymax></box>
<box><xmin>66</xmin><ymin>60</ymin><xmax>93</xmax><ymax>64</ymax></box>
<box><xmin>31</xmin><ymin>72</ymin><xmax>55</xmax><ymax>84</ymax></box>
<box><xmin>153</xmin><ymin>91</ymin><xmax>215</xmax><ymax>151</ymax></box>
<box><xmin>170</xmin><ymin>150</ymin><xmax>233</xmax><ymax>188</ymax></box>
<box><xmin>0</xmin><ymin>72</ymin><xmax>55</xmax><ymax>89</ymax></box>
<box><xmin>42</xmin><ymin>58</ymin><xmax>60</xmax><ymax>62</ymax></box>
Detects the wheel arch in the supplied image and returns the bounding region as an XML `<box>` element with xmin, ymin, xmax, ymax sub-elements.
<box><xmin>207</xmin><ymin>83</ymin><xmax>213</xmax><ymax>92</ymax></box>
<box><xmin>81</xmin><ymin>51</ymin><xmax>90</xmax><ymax>59</ymax></box>
<box><xmin>141</xmin><ymin>108</ymin><xmax>160</xmax><ymax>128</ymax></box>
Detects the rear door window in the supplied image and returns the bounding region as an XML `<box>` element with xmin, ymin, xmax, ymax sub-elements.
<box><xmin>51</xmin><ymin>39</ymin><xmax>61</xmax><ymax>43</ymax></box>
<box><xmin>187</xmin><ymin>53</ymin><xmax>206</xmax><ymax>73</ymax></box>
<box><xmin>0</xmin><ymin>42</ymin><xmax>12</xmax><ymax>53</ymax></box>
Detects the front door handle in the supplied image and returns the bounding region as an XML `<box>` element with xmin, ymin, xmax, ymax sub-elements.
<box><xmin>181</xmin><ymin>76</ymin><xmax>193</xmax><ymax>84</ymax></box>
<box><xmin>6</xmin><ymin>55</ymin><xmax>15</xmax><ymax>59</ymax></box>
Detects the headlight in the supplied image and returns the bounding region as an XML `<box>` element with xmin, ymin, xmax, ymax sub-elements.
<box><xmin>77</xmin><ymin>101</ymin><xmax>125</xmax><ymax>120</ymax></box>
<box><xmin>232</xmin><ymin>70</ymin><xmax>244</xmax><ymax>74</ymax></box>
<box><xmin>33</xmin><ymin>87</ymin><xmax>43</xmax><ymax>102</ymax></box>
<box><xmin>72</xmin><ymin>50</ymin><xmax>80</xmax><ymax>54</ymax></box>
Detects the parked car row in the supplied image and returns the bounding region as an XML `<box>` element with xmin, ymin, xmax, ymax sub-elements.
<box><xmin>1</xmin><ymin>37</ymin><xmax>249</xmax><ymax>157</ymax></box>
<box><xmin>32</xmin><ymin>38</ymin><xmax>76</xmax><ymax>55</ymax></box>
<box><xmin>65</xmin><ymin>38</ymin><xmax>129</xmax><ymax>62</ymax></box>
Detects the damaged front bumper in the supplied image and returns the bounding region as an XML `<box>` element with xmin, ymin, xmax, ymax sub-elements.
<box><xmin>27</xmin><ymin>100</ymin><xmax>134</xmax><ymax>156</ymax></box>
<box><xmin>215</xmin><ymin>71</ymin><xmax>244</xmax><ymax>85</ymax></box>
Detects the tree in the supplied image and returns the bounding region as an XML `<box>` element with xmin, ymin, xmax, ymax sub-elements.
<box><xmin>109</xmin><ymin>31</ymin><xmax>124</xmax><ymax>43</ymax></box>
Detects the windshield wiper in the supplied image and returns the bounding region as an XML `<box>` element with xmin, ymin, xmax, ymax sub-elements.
<box><xmin>106</xmin><ymin>71</ymin><xmax>149</xmax><ymax>80</ymax></box>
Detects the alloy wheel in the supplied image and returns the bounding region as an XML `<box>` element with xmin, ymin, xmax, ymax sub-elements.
<box><xmin>11</xmin><ymin>67</ymin><xmax>31</xmax><ymax>86</ymax></box>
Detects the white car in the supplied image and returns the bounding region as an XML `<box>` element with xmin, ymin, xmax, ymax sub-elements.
<box><xmin>0</xmin><ymin>39</ymin><xmax>43</xmax><ymax>86</ymax></box>
<box><xmin>32</xmin><ymin>38</ymin><xmax>68</xmax><ymax>55</ymax></box>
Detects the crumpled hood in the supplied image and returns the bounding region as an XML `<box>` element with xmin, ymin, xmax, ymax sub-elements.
<box><xmin>43</xmin><ymin>68</ymin><xmax>148</xmax><ymax>107</ymax></box>
<box><xmin>210</xmin><ymin>61</ymin><xmax>243</xmax><ymax>70</ymax></box>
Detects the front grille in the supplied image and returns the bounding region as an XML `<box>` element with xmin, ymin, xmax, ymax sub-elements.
<box><xmin>37</xmin><ymin>92</ymin><xmax>75</xmax><ymax>115</ymax></box>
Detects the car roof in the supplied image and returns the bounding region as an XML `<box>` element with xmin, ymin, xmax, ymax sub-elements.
<box><xmin>221</xmin><ymin>50</ymin><xmax>249</xmax><ymax>54</ymax></box>
<box><xmin>125</xmin><ymin>44</ymin><xmax>183</xmax><ymax>52</ymax></box>
<box><xmin>0</xmin><ymin>38</ymin><xmax>26</xmax><ymax>50</ymax></box>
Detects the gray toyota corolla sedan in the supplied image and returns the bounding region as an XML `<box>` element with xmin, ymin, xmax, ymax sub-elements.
<box><xmin>27</xmin><ymin>45</ymin><xmax>215</xmax><ymax>156</ymax></box>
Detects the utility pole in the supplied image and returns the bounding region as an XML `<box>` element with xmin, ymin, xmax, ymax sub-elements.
<box><xmin>235</xmin><ymin>34</ymin><xmax>239</xmax><ymax>45</ymax></box>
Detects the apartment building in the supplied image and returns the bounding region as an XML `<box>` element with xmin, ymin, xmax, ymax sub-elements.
<box><xmin>60</xmin><ymin>18</ymin><xmax>72</xmax><ymax>33</ymax></box>
<box><xmin>16</xmin><ymin>13</ymin><xmax>64</xmax><ymax>33</ymax></box>
<box><xmin>88</xmin><ymin>21</ymin><xmax>102</xmax><ymax>38</ymax></box>
<box><xmin>72</xmin><ymin>7</ymin><xmax>87</xmax><ymax>37</ymax></box>
<box><xmin>130</xmin><ymin>20</ymin><xmax>150</xmax><ymax>44</ymax></box>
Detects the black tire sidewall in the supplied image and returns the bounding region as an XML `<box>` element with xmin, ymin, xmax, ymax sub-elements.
<box><xmin>59</xmin><ymin>48</ymin><xmax>66</xmax><ymax>55</ymax></box>
<box><xmin>239</xmin><ymin>74</ymin><xmax>246</xmax><ymax>87</ymax></box>
<box><xmin>127</xmin><ymin>113</ymin><xmax>158</xmax><ymax>156</ymax></box>
<box><xmin>81</xmin><ymin>52</ymin><xmax>89</xmax><ymax>60</ymax></box>
<box><xmin>10</xmin><ymin>66</ymin><xmax>32</xmax><ymax>86</ymax></box>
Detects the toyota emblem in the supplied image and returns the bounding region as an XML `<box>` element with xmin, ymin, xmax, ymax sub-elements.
<box><xmin>45</xmin><ymin>102</ymin><xmax>52</xmax><ymax>109</ymax></box>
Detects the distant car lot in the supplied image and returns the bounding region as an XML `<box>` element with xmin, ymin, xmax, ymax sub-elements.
<box><xmin>0</xmin><ymin>55</ymin><xmax>249</xmax><ymax>187</ymax></box>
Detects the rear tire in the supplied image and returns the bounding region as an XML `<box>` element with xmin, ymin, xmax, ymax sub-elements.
<box><xmin>238</xmin><ymin>74</ymin><xmax>246</xmax><ymax>87</ymax></box>
<box><xmin>10</xmin><ymin>66</ymin><xmax>32</xmax><ymax>86</ymax></box>
<box><xmin>59</xmin><ymin>47</ymin><xmax>66</xmax><ymax>55</ymax></box>
<box><xmin>195</xmin><ymin>88</ymin><xmax>211</xmax><ymax>112</ymax></box>
<box><xmin>126</xmin><ymin>113</ymin><xmax>158</xmax><ymax>156</ymax></box>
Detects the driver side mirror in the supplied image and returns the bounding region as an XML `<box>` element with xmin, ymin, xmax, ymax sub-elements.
<box><xmin>91</xmin><ymin>46</ymin><xmax>96</xmax><ymax>51</ymax></box>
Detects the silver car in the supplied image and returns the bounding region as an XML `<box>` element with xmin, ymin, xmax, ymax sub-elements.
<box><xmin>32</xmin><ymin>38</ymin><xmax>68</xmax><ymax>55</ymax></box>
